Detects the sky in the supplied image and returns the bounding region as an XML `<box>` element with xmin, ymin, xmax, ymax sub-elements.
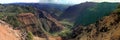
<box><xmin>0</xmin><ymin>0</ymin><xmax>120</xmax><ymax>4</ymax></box>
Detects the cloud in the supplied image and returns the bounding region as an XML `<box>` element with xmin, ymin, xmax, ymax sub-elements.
<box><xmin>39</xmin><ymin>0</ymin><xmax>49</xmax><ymax>3</ymax></box>
<box><xmin>0</xmin><ymin>0</ymin><xmax>120</xmax><ymax>4</ymax></box>
<box><xmin>0</xmin><ymin>0</ymin><xmax>39</xmax><ymax>3</ymax></box>
<box><xmin>39</xmin><ymin>0</ymin><xmax>91</xmax><ymax>4</ymax></box>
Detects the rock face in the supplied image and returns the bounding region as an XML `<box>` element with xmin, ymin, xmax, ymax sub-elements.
<box><xmin>0</xmin><ymin>20</ymin><xmax>21</xmax><ymax>40</ymax></box>
<box><xmin>71</xmin><ymin>9</ymin><xmax>120</xmax><ymax>40</ymax></box>
<box><xmin>17</xmin><ymin>13</ymin><xmax>39</xmax><ymax>32</ymax></box>
<box><xmin>36</xmin><ymin>10</ymin><xmax>64</xmax><ymax>32</ymax></box>
<box><xmin>17</xmin><ymin>11</ymin><xmax>64</xmax><ymax>37</ymax></box>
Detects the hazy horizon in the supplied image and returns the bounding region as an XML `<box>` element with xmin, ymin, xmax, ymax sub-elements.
<box><xmin>0</xmin><ymin>0</ymin><xmax>120</xmax><ymax>4</ymax></box>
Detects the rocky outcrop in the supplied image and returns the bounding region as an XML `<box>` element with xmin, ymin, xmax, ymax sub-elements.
<box><xmin>0</xmin><ymin>20</ymin><xmax>21</xmax><ymax>40</ymax></box>
<box><xmin>17</xmin><ymin>13</ymin><xmax>39</xmax><ymax>32</ymax></box>
<box><xmin>70</xmin><ymin>9</ymin><xmax>120</xmax><ymax>40</ymax></box>
<box><xmin>17</xmin><ymin>11</ymin><xmax>64</xmax><ymax>37</ymax></box>
<box><xmin>36</xmin><ymin>10</ymin><xmax>64</xmax><ymax>32</ymax></box>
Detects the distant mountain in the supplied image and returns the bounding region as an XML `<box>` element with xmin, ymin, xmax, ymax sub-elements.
<box><xmin>60</xmin><ymin>2</ymin><xmax>96</xmax><ymax>21</ymax></box>
<box><xmin>4</xmin><ymin>3</ymin><xmax>71</xmax><ymax>19</ymax></box>
<box><xmin>59</xmin><ymin>2</ymin><xmax>119</xmax><ymax>25</ymax></box>
<box><xmin>8</xmin><ymin>3</ymin><xmax>70</xmax><ymax>11</ymax></box>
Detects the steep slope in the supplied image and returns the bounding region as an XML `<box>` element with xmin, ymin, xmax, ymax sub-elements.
<box><xmin>17</xmin><ymin>11</ymin><xmax>64</xmax><ymax>37</ymax></box>
<box><xmin>0</xmin><ymin>4</ymin><xmax>65</xmax><ymax>40</ymax></box>
<box><xmin>0</xmin><ymin>20</ymin><xmax>21</xmax><ymax>40</ymax></box>
<box><xmin>75</xmin><ymin>2</ymin><xmax>118</xmax><ymax>26</ymax></box>
<box><xmin>36</xmin><ymin>10</ymin><xmax>65</xmax><ymax>32</ymax></box>
<box><xmin>60</xmin><ymin>2</ymin><xmax>96</xmax><ymax>21</ymax></box>
<box><xmin>0</xmin><ymin>15</ymin><xmax>63</xmax><ymax>40</ymax></box>
<box><xmin>60</xmin><ymin>2</ymin><xmax>118</xmax><ymax>25</ymax></box>
<box><xmin>70</xmin><ymin>7</ymin><xmax>120</xmax><ymax>40</ymax></box>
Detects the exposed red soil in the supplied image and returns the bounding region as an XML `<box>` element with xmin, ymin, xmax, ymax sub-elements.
<box><xmin>0</xmin><ymin>20</ymin><xmax>21</xmax><ymax>40</ymax></box>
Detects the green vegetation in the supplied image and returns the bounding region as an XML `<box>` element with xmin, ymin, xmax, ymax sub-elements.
<box><xmin>51</xmin><ymin>27</ymin><xmax>72</xmax><ymax>37</ymax></box>
<box><xmin>49</xmin><ymin>20</ymin><xmax>73</xmax><ymax>37</ymax></box>
<box><xmin>0</xmin><ymin>4</ymin><xmax>36</xmax><ymax>28</ymax></box>
<box><xmin>112</xmin><ymin>4</ymin><xmax>120</xmax><ymax>14</ymax></box>
<box><xmin>0</xmin><ymin>12</ymin><xmax>22</xmax><ymax>27</ymax></box>
<box><xmin>1</xmin><ymin>3</ymin><xmax>120</xmax><ymax>40</ymax></box>
<box><xmin>26</xmin><ymin>31</ymin><xmax>34</xmax><ymax>40</ymax></box>
<box><xmin>58</xmin><ymin>28</ymin><xmax>72</xmax><ymax>37</ymax></box>
<box><xmin>75</xmin><ymin>2</ymin><xmax>118</xmax><ymax>26</ymax></box>
<box><xmin>53</xmin><ymin>9</ymin><xmax>63</xmax><ymax>17</ymax></box>
<box><xmin>0</xmin><ymin>5</ymin><xmax>36</xmax><ymax>13</ymax></box>
<box><xmin>60</xmin><ymin>19</ymin><xmax>74</xmax><ymax>28</ymax></box>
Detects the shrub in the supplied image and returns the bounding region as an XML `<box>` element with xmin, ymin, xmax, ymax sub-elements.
<box><xmin>26</xmin><ymin>31</ymin><xmax>34</xmax><ymax>40</ymax></box>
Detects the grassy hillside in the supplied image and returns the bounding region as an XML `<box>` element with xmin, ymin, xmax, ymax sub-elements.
<box><xmin>74</xmin><ymin>2</ymin><xmax>118</xmax><ymax>26</ymax></box>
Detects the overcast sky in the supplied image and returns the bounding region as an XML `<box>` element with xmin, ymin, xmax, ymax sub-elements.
<box><xmin>0</xmin><ymin>0</ymin><xmax>120</xmax><ymax>4</ymax></box>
